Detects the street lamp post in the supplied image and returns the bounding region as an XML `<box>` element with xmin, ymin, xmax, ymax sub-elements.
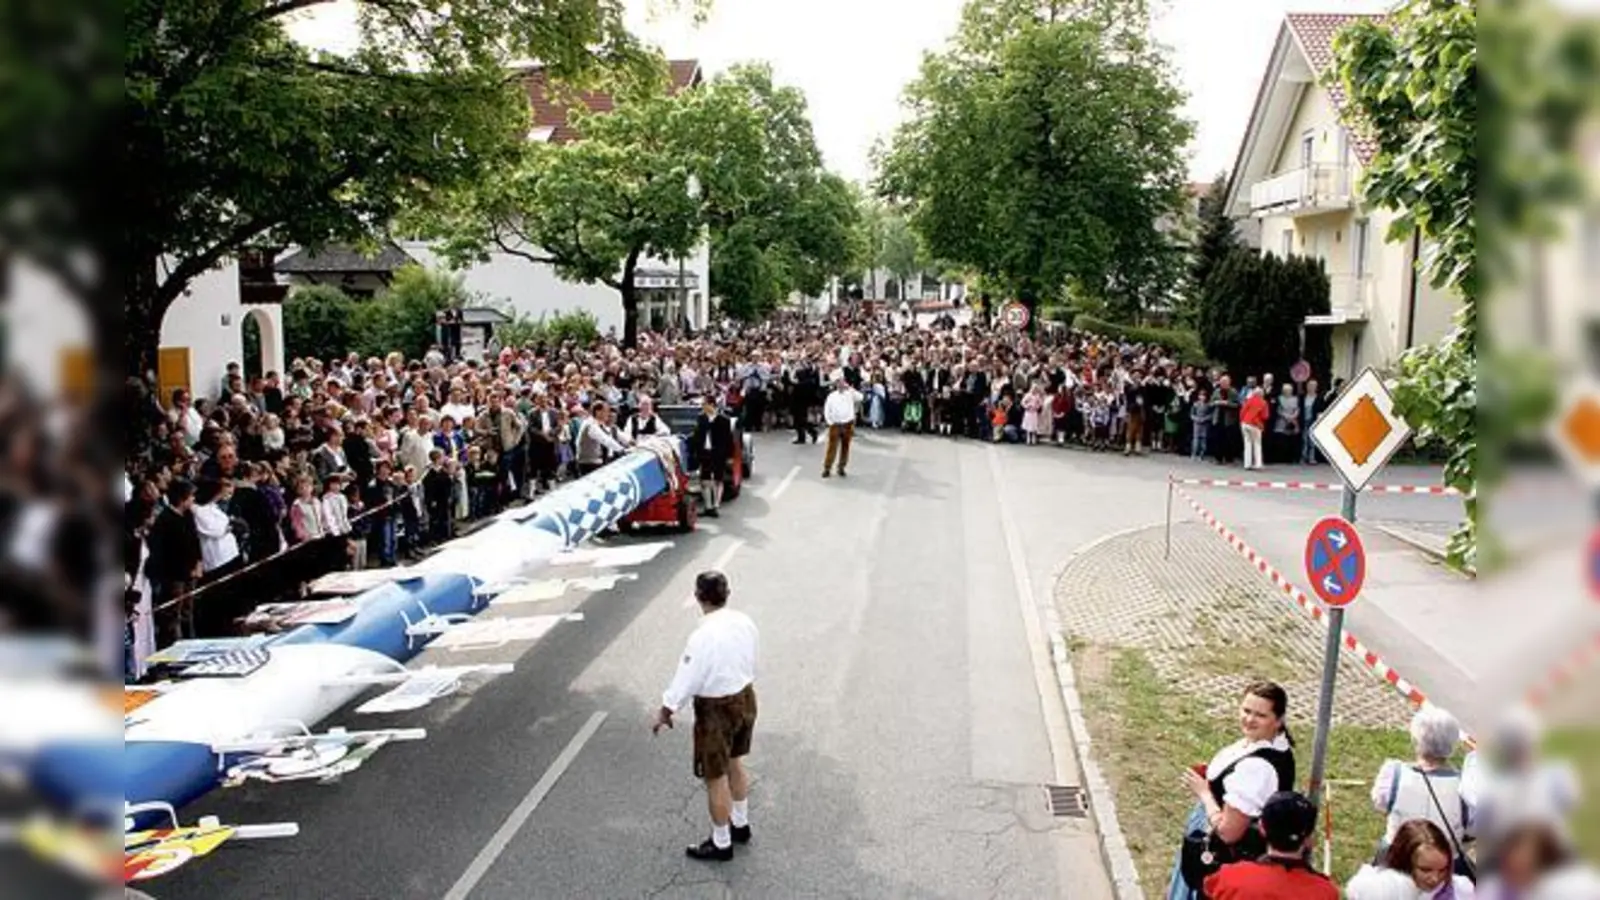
<box><xmin>681</xmin><ymin>173</ymin><xmax>702</xmax><ymax>333</ymax></box>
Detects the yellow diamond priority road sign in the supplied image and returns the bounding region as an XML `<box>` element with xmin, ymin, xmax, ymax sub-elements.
<box><xmin>1550</xmin><ymin>379</ymin><xmax>1600</xmax><ymax>485</ymax></box>
<box><xmin>1311</xmin><ymin>368</ymin><xmax>1412</xmax><ymax>492</ymax></box>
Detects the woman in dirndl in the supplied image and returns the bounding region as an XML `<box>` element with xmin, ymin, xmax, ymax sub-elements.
<box><xmin>1167</xmin><ymin>681</ymin><xmax>1297</xmax><ymax>899</ymax></box>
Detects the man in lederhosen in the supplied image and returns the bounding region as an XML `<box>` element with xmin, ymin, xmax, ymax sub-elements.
<box><xmin>652</xmin><ymin>571</ymin><xmax>760</xmax><ymax>862</ymax></box>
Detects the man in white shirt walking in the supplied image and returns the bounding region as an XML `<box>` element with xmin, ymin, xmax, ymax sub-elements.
<box><xmin>652</xmin><ymin>571</ymin><xmax>760</xmax><ymax>862</ymax></box>
<box><xmin>821</xmin><ymin>372</ymin><xmax>860</xmax><ymax>478</ymax></box>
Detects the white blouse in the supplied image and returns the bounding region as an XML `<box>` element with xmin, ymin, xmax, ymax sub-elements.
<box><xmin>1206</xmin><ymin>733</ymin><xmax>1292</xmax><ymax>818</ymax></box>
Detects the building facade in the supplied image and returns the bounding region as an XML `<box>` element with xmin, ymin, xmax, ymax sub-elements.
<box><xmin>1224</xmin><ymin>13</ymin><xmax>1459</xmax><ymax>382</ymax></box>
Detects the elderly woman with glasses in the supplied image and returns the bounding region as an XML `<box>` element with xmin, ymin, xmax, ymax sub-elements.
<box><xmin>1370</xmin><ymin>706</ymin><xmax>1475</xmax><ymax>872</ymax></box>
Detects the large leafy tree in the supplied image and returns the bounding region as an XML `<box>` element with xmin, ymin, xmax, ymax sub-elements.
<box><xmin>1334</xmin><ymin>0</ymin><xmax>1480</xmax><ymax>565</ymax></box>
<box><xmin>1198</xmin><ymin>250</ymin><xmax>1332</xmax><ymax>383</ymax></box>
<box><xmin>1185</xmin><ymin>172</ymin><xmax>1239</xmax><ymax>326</ymax></box>
<box><xmin>423</xmin><ymin>62</ymin><xmax>855</xmax><ymax>339</ymax></box>
<box><xmin>125</xmin><ymin>0</ymin><xmax>672</xmax><ymax>378</ymax></box>
<box><xmin>703</xmin><ymin>65</ymin><xmax>860</xmax><ymax>321</ymax></box>
<box><xmin>417</xmin><ymin>86</ymin><xmax>714</xmax><ymax>348</ymax></box>
<box><xmin>876</xmin><ymin>0</ymin><xmax>1191</xmax><ymax>324</ymax></box>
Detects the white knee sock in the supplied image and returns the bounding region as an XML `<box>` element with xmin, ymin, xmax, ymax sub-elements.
<box><xmin>731</xmin><ymin>799</ymin><xmax>749</xmax><ymax>827</ymax></box>
<box><xmin>712</xmin><ymin>823</ymin><xmax>732</xmax><ymax>849</ymax></box>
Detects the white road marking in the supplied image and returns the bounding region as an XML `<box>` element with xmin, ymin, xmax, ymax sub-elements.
<box><xmin>986</xmin><ymin>445</ymin><xmax>1079</xmax><ymax>788</ymax></box>
<box><xmin>682</xmin><ymin>539</ymin><xmax>744</xmax><ymax>607</ymax></box>
<box><xmin>768</xmin><ymin>464</ymin><xmax>802</xmax><ymax>500</ymax></box>
<box><xmin>441</xmin><ymin>711</ymin><xmax>608</xmax><ymax>900</ymax></box>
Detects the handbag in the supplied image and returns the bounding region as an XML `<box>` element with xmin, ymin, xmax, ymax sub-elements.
<box><xmin>1181</xmin><ymin>827</ymin><xmax>1239</xmax><ymax>890</ymax></box>
<box><xmin>1418</xmin><ymin>768</ymin><xmax>1477</xmax><ymax>883</ymax></box>
<box><xmin>1179</xmin><ymin>751</ymin><xmax>1281</xmax><ymax>890</ymax></box>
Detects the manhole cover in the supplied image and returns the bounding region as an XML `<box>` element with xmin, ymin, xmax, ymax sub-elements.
<box><xmin>1044</xmin><ymin>784</ymin><xmax>1088</xmax><ymax>819</ymax></box>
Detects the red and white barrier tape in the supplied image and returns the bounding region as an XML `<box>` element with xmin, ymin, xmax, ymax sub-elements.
<box><xmin>1173</xmin><ymin>484</ymin><xmax>1431</xmax><ymax>707</ymax></box>
<box><xmin>1524</xmin><ymin>630</ymin><xmax>1600</xmax><ymax>710</ymax></box>
<box><xmin>1169</xmin><ymin>477</ymin><xmax>1462</xmax><ymax>496</ymax></box>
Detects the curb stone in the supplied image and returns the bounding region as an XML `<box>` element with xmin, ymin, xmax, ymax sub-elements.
<box><xmin>1046</xmin><ymin>523</ymin><xmax>1161</xmax><ymax>900</ymax></box>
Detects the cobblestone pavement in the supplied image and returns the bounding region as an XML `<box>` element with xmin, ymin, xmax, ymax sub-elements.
<box><xmin>1053</xmin><ymin>522</ymin><xmax>1411</xmax><ymax>729</ymax></box>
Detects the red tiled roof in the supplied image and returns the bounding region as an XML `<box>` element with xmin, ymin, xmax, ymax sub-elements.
<box><xmin>521</xmin><ymin>59</ymin><xmax>702</xmax><ymax>144</ymax></box>
<box><xmin>1283</xmin><ymin>13</ymin><xmax>1385</xmax><ymax>165</ymax></box>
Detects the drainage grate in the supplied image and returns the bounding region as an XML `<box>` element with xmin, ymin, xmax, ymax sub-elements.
<box><xmin>1044</xmin><ymin>784</ymin><xmax>1089</xmax><ymax>819</ymax></box>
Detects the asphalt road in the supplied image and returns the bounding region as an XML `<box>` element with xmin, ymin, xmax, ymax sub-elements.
<box><xmin>157</xmin><ymin>432</ymin><xmax>1120</xmax><ymax>900</ymax></box>
<box><xmin>148</xmin><ymin>430</ymin><xmax>1516</xmax><ymax>900</ymax></box>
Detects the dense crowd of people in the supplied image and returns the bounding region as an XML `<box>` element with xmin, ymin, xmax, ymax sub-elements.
<box><xmin>124</xmin><ymin>303</ymin><xmax>1341</xmax><ymax>679</ymax></box>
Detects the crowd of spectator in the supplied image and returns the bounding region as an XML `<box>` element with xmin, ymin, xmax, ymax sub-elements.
<box><xmin>124</xmin><ymin>303</ymin><xmax>1344</xmax><ymax>681</ymax></box>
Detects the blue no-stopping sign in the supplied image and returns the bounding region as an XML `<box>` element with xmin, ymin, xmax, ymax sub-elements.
<box><xmin>1304</xmin><ymin>516</ymin><xmax>1366</xmax><ymax>608</ymax></box>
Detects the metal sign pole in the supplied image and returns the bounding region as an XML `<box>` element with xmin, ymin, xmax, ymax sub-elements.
<box><xmin>1306</xmin><ymin>486</ymin><xmax>1358</xmax><ymax>810</ymax></box>
<box><xmin>1164</xmin><ymin>474</ymin><xmax>1175</xmax><ymax>560</ymax></box>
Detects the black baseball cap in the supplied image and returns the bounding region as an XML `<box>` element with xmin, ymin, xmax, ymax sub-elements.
<box><xmin>1259</xmin><ymin>791</ymin><xmax>1317</xmax><ymax>851</ymax></box>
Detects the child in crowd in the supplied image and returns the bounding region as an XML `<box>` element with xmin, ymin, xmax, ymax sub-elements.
<box><xmin>1050</xmin><ymin>386</ymin><xmax>1072</xmax><ymax>445</ymax></box>
<box><xmin>466</xmin><ymin>445</ymin><xmax>497</xmax><ymax>519</ymax></box>
<box><xmin>1021</xmin><ymin>384</ymin><xmax>1044</xmax><ymax>446</ymax></box>
<box><xmin>402</xmin><ymin>464</ymin><xmax>424</xmax><ymax>557</ymax></box>
<box><xmin>1089</xmin><ymin>392</ymin><xmax>1112</xmax><ymax>450</ymax></box>
<box><xmin>1189</xmin><ymin>390</ymin><xmax>1213</xmax><ymax>460</ymax></box>
<box><xmin>423</xmin><ymin>450</ymin><xmax>455</xmax><ymax>545</ymax></box>
<box><xmin>288</xmin><ymin>474</ymin><xmax>325</xmax><ymax>545</ymax></box>
<box><xmin>344</xmin><ymin>481</ymin><xmax>368</xmax><ymax>570</ymax></box>
<box><xmin>1110</xmin><ymin>388</ymin><xmax>1129</xmax><ymax>452</ymax></box>
<box><xmin>990</xmin><ymin>396</ymin><xmax>1010</xmax><ymax>443</ymax></box>
<box><xmin>366</xmin><ymin>459</ymin><xmax>400</xmax><ymax>567</ymax></box>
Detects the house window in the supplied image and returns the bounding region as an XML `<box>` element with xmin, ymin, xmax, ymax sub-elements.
<box><xmin>1353</xmin><ymin>219</ymin><xmax>1371</xmax><ymax>278</ymax></box>
<box><xmin>1300</xmin><ymin>132</ymin><xmax>1315</xmax><ymax>168</ymax></box>
<box><xmin>1281</xmin><ymin>229</ymin><xmax>1295</xmax><ymax>259</ymax></box>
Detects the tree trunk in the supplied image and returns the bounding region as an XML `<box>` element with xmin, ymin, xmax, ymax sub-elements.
<box><xmin>619</xmin><ymin>249</ymin><xmax>641</xmax><ymax>350</ymax></box>
<box><xmin>127</xmin><ymin>253</ymin><xmax>164</xmax><ymax>380</ymax></box>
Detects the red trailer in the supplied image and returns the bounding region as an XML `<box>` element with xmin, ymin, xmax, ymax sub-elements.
<box><xmin>617</xmin><ymin>438</ymin><xmax>698</xmax><ymax>533</ymax></box>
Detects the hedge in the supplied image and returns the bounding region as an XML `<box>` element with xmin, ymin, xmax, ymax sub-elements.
<box><xmin>1070</xmin><ymin>315</ymin><xmax>1210</xmax><ymax>366</ymax></box>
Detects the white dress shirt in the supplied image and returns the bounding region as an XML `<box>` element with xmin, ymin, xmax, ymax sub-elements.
<box><xmin>192</xmin><ymin>502</ymin><xmax>241</xmax><ymax>572</ymax></box>
<box><xmin>823</xmin><ymin>388</ymin><xmax>859</xmax><ymax>425</ymax></box>
<box><xmin>662</xmin><ymin>607</ymin><xmax>759</xmax><ymax>712</ymax></box>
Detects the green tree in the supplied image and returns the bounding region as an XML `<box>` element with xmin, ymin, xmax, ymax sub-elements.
<box><xmin>1197</xmin><ymin>251</ymin><xmax>1331</xmax><ymax>382</ymax></box>
<box><xmin>125</xmin><ymin>0</ymin><xmax>677</xmax><ymax>378</ymax></box>
<box><xmin>1334</xmin><ymin>0</ymin><xmax>1479</xmax><ymax>565</ymax></box>
<box><xmin>423</xmin><ymin>62</ymin><xmax>856</xmax><ymax>339</ymax></box>
<box><xmin>350</xmin><ymin>265</ymin><xmax>471</xmax><ymax>360</ymax></box>
<box><xmin>703</xmin><ymin>65</ymin><xmax>859</xmax><ymax>321</ymax></box>
<box><xmin>879</xmin><ymin>213</ymin><xmax>927</xmax><ymax>300</ymax></box>
<box><xmin>282</xmin><ymin>284</ymin><xmax>357</xmax><ymax>362</ymax></box>
<box><xmin>877</xmin><ymin>0</ymin><xmax>1192</xmax><ymax>324</ymax></box>
<box><xmin>1185</xmin><ymin>172</ymin><xmax>1239</xmax><ymax>326</ymax></box>
<box><xmin>417</xmin><ymin>87</ymin><xmax>707</xmax><ymax>349</ymax></box>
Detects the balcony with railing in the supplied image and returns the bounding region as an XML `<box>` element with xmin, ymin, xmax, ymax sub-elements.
<box><xmin>1306</xmin><ymin>274</ymin><xmax>1374</xmax><ymax>325</ymax></box>
<box><xmin>1248</xmin><ymin>164</ymin><xmax>1354</xmax><ymax>217</ymax></box>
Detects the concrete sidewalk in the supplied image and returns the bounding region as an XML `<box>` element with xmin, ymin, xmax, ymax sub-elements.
<box><xmin>1168</xmin><ymin>481</ymin><xmax>1600</xmax><ymax>734</ymax></box>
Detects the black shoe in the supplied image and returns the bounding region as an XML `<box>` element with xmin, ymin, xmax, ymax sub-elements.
<box><xmin>821</xmin><ymin>470</ymin><xmax>831</xmax><ymax>478</ymax></box>
<box><xmin>792</xmin><ymin>438</ymin><xmax>806</xmax><ymax>445</ymax></box>
<box><xmin>838</xmin><ymin>469</ymin><xmax>847</xmax><ymax>478</ymax></box>
<box><xmin>685</xmin><ymin>837</ymin><xmax>734</xmax><ymax>862</ymax></box>
<box><xmin>732</xmin><ymin>824</ymin><xmax>752</xmax><ymax>844</ymax></box>
<box><xmin>703</xmin><ymin>508</ymin><xmax>720</xmax><ymax>518</ymax></box>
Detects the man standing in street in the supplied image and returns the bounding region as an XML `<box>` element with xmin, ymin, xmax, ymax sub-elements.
<box><xmin>787</xmin><ymin>356</ymin><xmax>819</xmax><ymax>445</ymax></box>
<box><xmin>692</xmin><ymin>395</ymin><xmax>734</xmax><ymax>518</ymax></box>
<box><xmin>822</xmin><ymin>372</ymin><xmax>860</xmax><ymax>478</ymax></box>
<box><xmin>652</xmin><ymin>571</ymin><xmax>760</xmax><ymax>862</ymax></box>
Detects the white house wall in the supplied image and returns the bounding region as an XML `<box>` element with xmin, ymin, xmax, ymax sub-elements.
<box><xmin>1246</xmin><ymin>68</ymin><xmax>1460</xmax><ymax>382</ymax></box>
<box><xmin>399</xmin><ymin>239</ymin><xmax>712</xmax><ymax>337</ymax></box>
<box><xmin>158</xmin><ymin>259</ymin><xmax>285</xmax><ymax>402</ymax></box>
<box><xmin>3</xmin><ymin>258</ymin><xmax>92</xmax><ymax>400</ymax></box>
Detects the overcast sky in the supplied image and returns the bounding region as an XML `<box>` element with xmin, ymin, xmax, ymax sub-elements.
<box><xmin>288</xmin><ymin>0</ymin><xmax>1393</xmax><ymax>185</ymax></box>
